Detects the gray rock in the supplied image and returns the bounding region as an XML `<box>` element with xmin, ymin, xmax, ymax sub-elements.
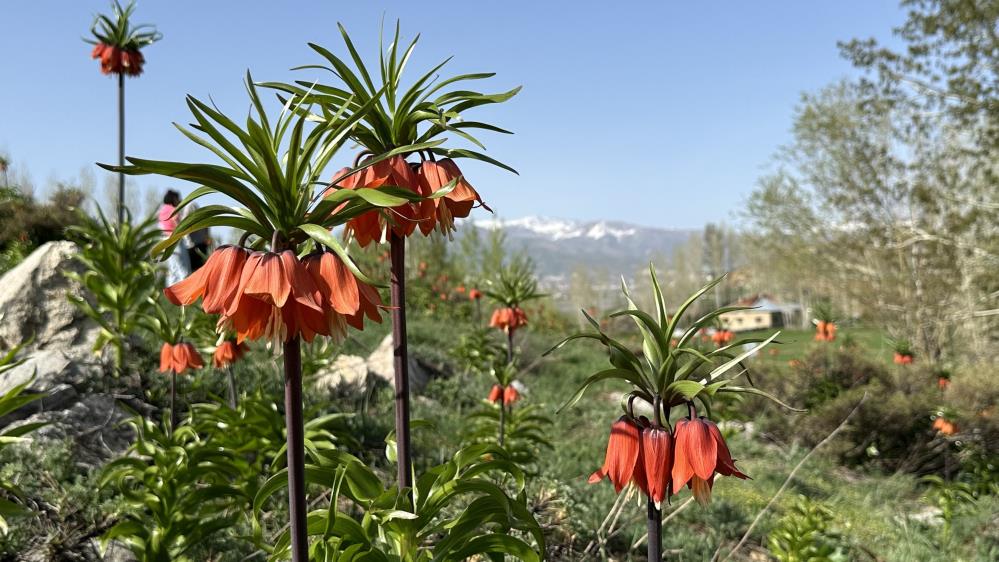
<box><xmin>313</xmin><ymin>354</ymin><xmax>369</xmax><ymax>389</ymax></box>
<box><xmin>367</xmin><ymin>334</ymin><xmax>429</xmax><ymax>392</ymax></box>
<box><xmin>0</xmin><ymin>240</ymin><xmax>95</xmax><ymax>352</ymax></box>
<box><xmin>13</xmin><ymin>394</ymin><xmax>135</xmax><ymax>468</ymax></box>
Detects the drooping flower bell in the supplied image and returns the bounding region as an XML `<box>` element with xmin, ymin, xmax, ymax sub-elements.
<box><xmin>671</xmin><ymin>417</ymin><xmax>748</xmax><ymax>505</ymax></box>
<box><xmin>642</xmin><ymin>426</ymin><xmax>674</xmax><ymax>504</ymax></box>
<box><xmin>301</xmin><ymin>251</ymin><xmax>383</xmax><ymax>335</ymax></box>
<box><xmin>415</xmin><ymin>158</ymin><xmax>490</xmax><ymax>237</ymax></box>
<box><xmin>503</xmin><ymin>385</ymin><xmax>520</xmax><ymax>405</ymax></box>
<box><xmin>488</xmin><ymin>384</ymin><xmax>503</xmax><ymax>403</ymax></box>
<box><xmin>159</xmin><ymin>342</ymin><xmax>205</xmax><ymax>375</ymax></box>
<box><xmin>222</xmin><ymin>251</ymin><xmax>328</xmax><ymax>344</ymax></box>
<box><xmin>165</xmin><ymin>245</ymin><xmax>250</xmax><ymax>314</ymax></box>
<box><xmin>329</xmin><ymin>156</ymin><xmax>429</xmax><ymax>247</ymax></box>
<box><xmin>589</xmin><ymin>416</ymin><xmax>644</xmax><ymax>493</ymax></box>
<box><xmin>893</xmin><ymin>352</ymin><xmax>914</xmax><ymax>365</ymax></box>
<box><xmin>469</xmin><ymin>288</ymin><xmax>483</xmax><ymax>301</ymax></box>
<box><xmin>212</xmin><ymin>340</ymin><xmax>246</xmax><ymax>369</ymax></box>
<box><xmin>490</xmin><ymin>306</ymin><xmax>528</xmax><ymax>334</ymax></box>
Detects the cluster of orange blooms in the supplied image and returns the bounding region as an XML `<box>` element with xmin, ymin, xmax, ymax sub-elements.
<box><xmin>932</xmin><ymin>416</ymin><xmax>956</xmax><ymax>436</ymax></box>
<box><xmin>159</xmin><ymin>340</ymin><xmax>247</xmax><ymax>376</ymax></box>
<box><xmin>710</xmin><ymin>329</ymin><xmax>734</xmax><ymax>346</ymax></box>
<box><xmin>589</xmin><ymin>414</ymin><xmax>748</xmax><ymax>505</ymax></box>
<box><xmin>164</xmin><ymin>246</ymin><xmax>382</xmax><ymax>345</ymax></box>
<box><xmin>330</xmin><ymin>156</ymin><xmax>488</xmax><ymax>246</ymax></box>
<box><xmin>487</xmin><ymin>384</ymin><xmax>520</xmax><ymax>405</ymax></box>
<box><xmin>91</xmin><ymin>43</ymin><xmax>144</xmax><ymax>76</ymax></box>
<box><xmin>158</xmin><ymin>342</ymin><xmax>204</xmax><ymax>375</ymax></box>
<box><xmin>893</xmin><ymin>352</ymin><xmax>914</xmax><ymax>365</ymax></box>
<box><xmin>814</xmin><ymin>321</ymin><xmax>837</xmax><ymax>342</ymax></box>
<box><xmin>489</xmin><ymin>306</ymin><xmax>528</xmax><ymax>334</ymax></box>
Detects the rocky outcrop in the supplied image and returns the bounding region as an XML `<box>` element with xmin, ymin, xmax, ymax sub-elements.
<box><xmin>0</xmin><ymin>241</ymin><xmax>96</xmax><ymax>352</ymax></box>
<box><xmin>313</xmin><ymin>335</ymin><xmax>434</xmax><ymax>392</ymax></box>
<box><xmin>0</xmin><ymin>241</ymin><xmax>99</xmax><ymax>401</ymax></box>
<box><xmin>1</xmin><ymin>243</ymin><xmax>137</xmax><ymax>559</ymax></box>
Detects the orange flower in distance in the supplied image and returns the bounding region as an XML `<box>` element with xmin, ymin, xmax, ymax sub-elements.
<box><xmin>222</xmin><ymin>251</ymin><xmax>327</xmax><ymax>344</ymax></box>
<box><xmin>165</xmin><ymin>245</ymin><xmax>249</xmax><ymax>314</ymax></box>
<box><xmin>642</xmin><ymin>426</ymin><xmax>674</xmax><ymax>504</ymax></box>
<box><xmin>589</xmin><ymin>417</ymin><xmax>642</xmax><ymax>493</ymax></box>
<box><xmin>212</xmin><ymin>340</ymin><xmax>246</xmax><ymax>369</ymax></box>
<box><xmin>503</xmin><ymin>385</ymin><xmax>520</xmax><ymax>405</ymax></box>
<box><xmin>488</xmin><ymin>384</ymin><xmax>503</xmax><ymax>403</ymax></box>
<box><xmin>415</xmin><ymin>159</ymin><xmax>490</xmax><ymax>237</ymax></box>
<box><xmin>456</xmin><ymin>285</ymin><xmax>466</xmax><ymax>294</ymax></box>
<box><xmin>490</xmin><ymin>306</ymin><xmax>528</xmax><ymax>334</ymax></box>
<box><xmin>937</xmin><ymin>377</ymin><xmax>950</xmax><ymax>391</ymax></box>
<box><xmin>815</xmin><ymin>321</ymin><xmax>837</xmax><ymax>342</ymax></box>
<box><xmin>932</xmin><ymin>417</ymin><xmax>956</xmax><ymax>435</ymax></box>
<box><xmin>469</xmin><ymin>289</ymin><xmax>483</xmax><ymax>300</ymax></box>
<box><xmin>711</xmin><ymin>330</ymin><xmax>734</xmax><ymax>347</ymax></box>
<box><xmin>329</xmin><ymin>156</ymin><xmax>427</xmax><ymax>247</ymax></box>
<box><xmin>159</xmin><ymin>342</ymin><xmax>205</xmax><ymax>375</ymax></box>
<box><xmin>301</xmin><ymin>251</ymin><xmax>383</xmax><ymax>335</ymax></box>
<box><xmin>672</xmin><ymin>417</ymin><xmax>748</xmax><ymax>505</ymax></box>
<box><xmin>91</xmin><ymin>43</ymin><xmax>145</xmax><ymax>76</ymax></box>
<box><xmin>893</xmin><ymin>352</ymin><xmax>914</xmax><ymax>365</ymax></box>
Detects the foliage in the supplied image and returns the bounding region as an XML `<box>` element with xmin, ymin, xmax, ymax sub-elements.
<box><xmin>548</xmin><ymin>267</ymin><xmax>796</xmax><ymax>416</ymax></box>
<box><xmin>107</xmin><ymin>73</ymin><xmax>442</xmax><ymax>273</ymax></box>
<box><xmin>0</xmin><ymin>345</ymin><xmax>47</xmax><ymax>534</ymax></box>
<box><xmin>86</xmin><ymin>0</ymin><xmax>162</xmax><ymax>51</ymax></box>
<box><xmin>767</xmin><ymin>496</ymin><xmax>848</xmax><ymax>562</ymax></box>
<box><xmin>99</xmin><ymin>414</ymin><xmax>246</xmax><ymax>562</ymax></box>
<box><xmin>264</xmin><ymin>22</ymin><xmax>520</xmax><ymax>168</ymax></box>
<box><xmin>464</xmin><ymin>403</ymin><xmax>553</xmax><ymax>470</ymax></box>
<box><xmin>484</xmin><ymin>254</ymin><xmax>545</xmax><ymax>308</ymax></box>
<box><xmin>253</xmin><ymin>442</ymin><xmax>545</xmax><ymax>561</ymax></box>
<box><xmin>0</xmin><ymin>185</ymin><xmax>87</xmax><ymax>259</ymax></box>
<box><xmin>921</xmin><ymin>475</ymin><xmax>976</xmax><ymax>537</ymax></box>
<box><xmin>65</xmin><ymin>207</ymin><xmax>159</xmax><ymax>372</ymax></box>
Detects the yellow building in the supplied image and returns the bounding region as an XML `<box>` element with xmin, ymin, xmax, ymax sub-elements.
<box><xmin>720</xmin><ymin>295</ymin><xmax>801</xmax><ymax>332</ymax></box>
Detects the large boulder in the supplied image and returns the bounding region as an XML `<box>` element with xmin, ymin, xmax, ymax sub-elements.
<box><xmin>312</xmin><ymin>335</ymin><xmax>435</xmax><ymax>393</ymax></box>
<box><xmin>366</xmin><ymin>334</ymin><xmax>429</xmax><ymax>392</ymax></box>
<box><xmin>0</xmin><ymin>241</ymin><xmax>96</xmax><ymax>352</ymax></box>
<box><xmin>0</xmin><ymin>241</ymin><xmax>99</xmax><ymax>422</ymax></box>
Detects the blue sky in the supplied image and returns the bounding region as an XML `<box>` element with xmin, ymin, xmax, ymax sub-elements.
<box><xmin>0</xmin><ymin>1</ymin><xmax>903</xmax><ymax>229</ymax></box>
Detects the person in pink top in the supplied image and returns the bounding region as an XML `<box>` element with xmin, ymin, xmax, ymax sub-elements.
<box><xmin>159</xmin><ymin>190</ymin><xmax>190</xmax><ymax>284</ymax></box>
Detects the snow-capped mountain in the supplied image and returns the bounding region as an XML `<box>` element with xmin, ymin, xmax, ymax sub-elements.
<box><xmin>470</xmin><ymin>216</ymin><xmax>697</xmax><ymax>283</ymax></box>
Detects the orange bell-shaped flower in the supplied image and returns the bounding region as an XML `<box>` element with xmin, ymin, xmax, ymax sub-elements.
<box><xmin>415</xmin><ymin>159</ymin><xmax>490</xmax><ymax>237</ymax></box>
<box><xmin>642</xmin><ymin>426</ymin><xmax>674</xmax><ymax>504</ymax></box>
<box><xmin>672</xmin><ymin>417</ymin><xmax>748</xmax><ymax>505</ymax></box>
<box><xmin>589</xmin><ymin>417</ymin><xmax>642</xmax><ymax>493</ymax></box>
<box><xmin>165</xmin><ymin>245</ymin><xmax>250</xmax><ymax>315</ymax></box>
<box><xmin>488</xmin><ymin>384</ymin><xmax>503</xmax><ymax>403</ymax></box>
<box><xmin>301</xmin><ymin>251</ymin><xmax>383</xmax><ymax>336</ymax></box>
<box><xmin>212</xmin><ymin>340</ymin><xmax>246</xmax><ymax>369</ymax></box>
<box><xmin>329</xmin><ymin>156</ymin><xmax>430</xmax><ymax>247</ymax></box>
<box><xmin>159</xmin><ymin>342</ymin><xmax>205</xmax><ymax>375</ymax></box>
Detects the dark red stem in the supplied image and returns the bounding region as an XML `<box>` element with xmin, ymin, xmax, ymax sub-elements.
<box><xmin>390</xmin><ymin>233</ymin><xmax>413</xmax><ymax>494</ymax></box>
<box><xmin>283</xmin><ymin>335</ymin><xmax>308</xmax><ymax>561</ymax></box>
<box><xmin>648</xmin><ymin>498</ymin><xmax>662</xmax><ymax>561</ymax></box>
<box><xmin>117</xmin><ymin>72</ymin><xmax>125</xmax><ymax>227</ymax></box>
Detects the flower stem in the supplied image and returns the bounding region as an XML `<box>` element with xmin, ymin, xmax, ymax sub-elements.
<box><xmin>390</xmin><ymin>233</ymin><xmax>413</xmax><ymax>495</ymax></box>
<box><xmin>226</xmin><ymin>365</ymin><xmax>238</xmax><ymax>409</ymax></box>
<box><xmin>647</xmin><ymin>497</ymin><xmax>662</xmax><ymax>561</ymax></box>
<box><xmin>498</xmin><ymin>401</ymin><xmax>506</xmax><ymax>447</ymax></box>
<box><xmin>117</xmin><ymin>71</ymin><xmax>125</xmax><ymax>228</ymax></box>
<box><xmin>283</xmin><ymin>335</ymin><xmax>308</xmax><ymax>561</ymax></box>
<box><xmin>169</xmin><ymin>370</ymin><xmax>176</xmax><ymax>432</ymax></box>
